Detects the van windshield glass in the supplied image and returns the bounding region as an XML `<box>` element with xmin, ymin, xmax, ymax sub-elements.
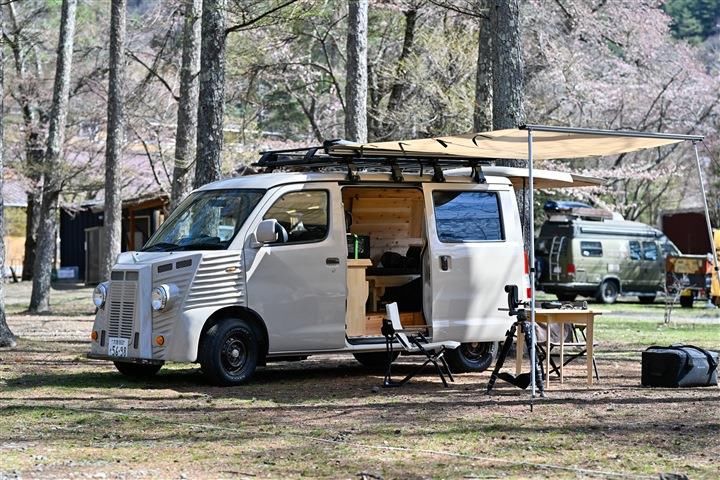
<box><xmin>142</xmin><ymin>189</ymin><xmax>264</xmax><ymax>251</ymax></box>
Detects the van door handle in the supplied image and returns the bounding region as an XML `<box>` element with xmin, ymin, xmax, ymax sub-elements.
<box><xmin>440</xmin><ymin>255</ymin><xmax>451</xmax><ymax>271</ymax></box>
<box><xmin>326</xmin><ymin>257</ymin><xmax>340</xmax><ymax>265</ymax></box>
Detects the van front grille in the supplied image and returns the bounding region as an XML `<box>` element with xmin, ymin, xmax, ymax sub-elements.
<box><xmin>108</xmin><ymin>270</ymin><xmax>137</xmax><ymax>339</ymax></box>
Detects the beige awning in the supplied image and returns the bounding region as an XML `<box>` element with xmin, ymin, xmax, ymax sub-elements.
<box><xmin>328</xmin><ymin>128</ymin><xmax>690</xmax><ymax>160</ymax></box>
<box><xmin>446</xmin><ymin>166</ymin><xmax>604</xmax><ymax>188</ymax></box>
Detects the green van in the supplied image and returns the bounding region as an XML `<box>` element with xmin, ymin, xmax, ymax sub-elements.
<box><xmin>535</xmin><ymin>203</ymin><xmax>679</xmax><ymax>304</ymax></box>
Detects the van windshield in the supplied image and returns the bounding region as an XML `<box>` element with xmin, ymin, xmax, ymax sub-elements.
<box><xmin>142</xmin><ymin>189</ymin><xmax>265</xmax><ymax>252</ymax></box>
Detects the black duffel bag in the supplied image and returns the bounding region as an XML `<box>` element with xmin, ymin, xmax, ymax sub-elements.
<box><xmin>641</xmin><ymin>345</ymin><xmax>718</xmax><ymax>388</ymax></box>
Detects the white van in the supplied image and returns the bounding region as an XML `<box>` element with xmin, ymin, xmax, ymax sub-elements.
<box><xmin>87</xmin><ymin>157</ymin><xmax>591</xmax><ymax>385</ymax></box>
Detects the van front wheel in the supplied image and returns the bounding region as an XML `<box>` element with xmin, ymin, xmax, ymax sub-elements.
<box><xmin>446</xmin><ymin>341</ymin><xmax>498</xmax><ymax>373</ymax></box>
<box><xmin>199</xmin><ymin>318</ymin><xmax>258</xmax><ymax>386</ymax></box>
<box><xmin>596</xmin><ymin>280</ymin><xmax>619</xmax><ymax>304</ymax></box>
<box><xmin>113</xmin><ymin>361</ymin><xmax>162</xmax><ymax>379</ymax></box>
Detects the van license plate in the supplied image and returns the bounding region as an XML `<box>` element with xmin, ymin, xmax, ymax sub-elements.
<box><xmin>108</xmin><ymin>337</ymin><xmax>129</xmax><ymax>357</ymax></box>
<box><xmin>553</xmin><ymin>266</ymin><xmax>561</xmax><ymax>273</ymax></box>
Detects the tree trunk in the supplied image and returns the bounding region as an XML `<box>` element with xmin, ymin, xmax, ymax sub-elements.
<box><xmin>345</xmin><ymin>0</ymin><xmax>368</xmax><ymax>143</ymax></box>
<box><xmin>377</xmin><ymin>8</ymin><xmax>417</xmax><ymax>140</ymax></box>
<box><xmin>490</xmin><ymin>0</ymin><xmax>529</xmax><ymax>250</ymax></box>
<box><xmin>7</xmin><ymin>2</ymin><xmax>46</xmax><ymax>282</ymax></box>
<box><xmin>0</xmin><ymin>6</ymin><xmax>17</xmax><ymax>347</ymax></box>
<box><xmin>194</xmin><ymin>0</ymin><xmax>226</xmax><ymax>188</ymax></box>
<box><xmin>491</xmin><ymin>0</ymin><xmax>524</xmax><ymax>130</ymax></box>
<box><xmin>170</xmin><ymin>0</ymin><xmax>202</xmax><ymax>211</ymax></box>
<box><xmin>474</xmin><ymin>0</ymin><xmax>492</xmax><ymax>132</ymax></box>
<box><xmin>101</xmin><ymin>0</ymin><xmax>127</xmax><ymax>283</ymax></box>
<box><xmin>28</xmin><ymin>0</ymin><xmax>77</xmax><ymax>313</ymax></box>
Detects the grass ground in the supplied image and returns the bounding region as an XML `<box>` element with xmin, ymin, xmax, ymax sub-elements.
<box><xmin>1</xmin><ymin>283</ymin><xmax>719</xmax><ymax>479</ymax></box>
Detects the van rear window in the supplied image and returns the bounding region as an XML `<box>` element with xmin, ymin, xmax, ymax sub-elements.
<box><xmin>580</xmin><ymin>241</ymin><xmax>603</xmax><ymax>257</ymax></box>
<box><xmin>432</xmin><ymin>191</ymin><xmax>504</xmax><ymax>242</ymax></box>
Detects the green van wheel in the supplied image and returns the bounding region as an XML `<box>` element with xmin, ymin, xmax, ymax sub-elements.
<box><xmin>596</xmin><ymin>280</ymin><xmax>619</xmax><ymax>304</ymax></box>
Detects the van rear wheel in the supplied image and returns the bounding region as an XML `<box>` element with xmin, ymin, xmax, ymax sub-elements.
<box><xmin>679</xmin><ymin>294</ymin><xmax>694</xmax><ymax>308</ymax></box>
<box><xmin>596</xmin><ymin>280</ymin><xmax>619</xmax><ymax>304</ymax></box>
<box><xmin>199</xmin><ymin>318</ymin><xmax>258</xmax><ymax>386</ymax></box>
<box><xmin>353</xmin><ymin>351</ymin><xmax>398</xmax><ymax>371</ymax></box>
<box><xmin>446</xmin><ymin>341</ymin><xmax>498</xmax><ymax>373</ymax></box>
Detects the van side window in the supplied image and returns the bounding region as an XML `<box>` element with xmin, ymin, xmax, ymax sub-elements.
<box><xmin>642</xmin><ymin>241</ymin><xmax>659</xmax><ymax>261</ymax></box>
<box><xmin>432</xmin><ymin>191</ymin><xmax>504</xmax><ymax>242</ymax></box>
<box><xmin>263</xmin><ymin>190</ymin><xmax>329</xmax><ymax>244</ymax></box>
<box><xmin>580</xmin><ymin>241</ymin><xmax>603</xmax><ymax>257</ymax></box>
<box><xmin>629</xmin><ymin>241</ymin><xmax>642</xmax><ymax>260</ymax></box>
<box><xmin>661</xmin><ymin>238</ymin><xmax>680</xmax><ymax>256</ymax></box>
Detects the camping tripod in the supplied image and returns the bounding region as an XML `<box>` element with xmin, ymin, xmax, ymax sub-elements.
<box><xmin>486</xmin><ymin>285</ymin><xmax>545</xmax><ymax>396</ymax></box>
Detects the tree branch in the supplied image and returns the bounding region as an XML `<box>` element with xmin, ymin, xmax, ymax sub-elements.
<box><xmin>130</xmin><ymin>124</ymin><xmax>168</xmax><ymax>194</ymax></box>
<box><xmin>225</xmin><ymin>0</ymin><xmax>298</xmax><ymax>35</ymax></box>
<box><xmin>126</xmin><ymin>50</ymin><xmax>179</xmax><ymax>101</ymax></box>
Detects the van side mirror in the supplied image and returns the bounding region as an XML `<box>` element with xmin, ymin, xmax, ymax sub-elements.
<box><xmin>255</xmin><ymin>219</ymin><xmax>288</xmax><ymax>244</ymax></box>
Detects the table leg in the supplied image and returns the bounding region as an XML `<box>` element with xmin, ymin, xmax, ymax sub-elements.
<box><xmin>559</xmin><ymin>322</ymin><xmax>565</xmax><ymax>384</ymax></box>
<box><xmin>587</xmin><ymin>317</ymin><xmax>594</xmax><ymax>385</ymax></box>
<box><xmin>546</xmin><ymin>320</ymin><xmax>551</xmax><ymax>387</ymax></box>
<box><xmin>515</xmin><ymin>323</ymin><xmax>522</xmax><ymax>375</ymax></box>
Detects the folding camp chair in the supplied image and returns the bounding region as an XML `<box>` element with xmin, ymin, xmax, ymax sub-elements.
<box><xmin>534</xmin><ymin>322</ymin><xmax>599</xmax><ymax>381</ymax></box>
<box><xmin>381</xmin><ymin>302</ymin><xmax>460</xmax><ymax>387</ymax></box>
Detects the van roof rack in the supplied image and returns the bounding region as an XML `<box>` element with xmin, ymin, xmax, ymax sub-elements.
<box><xmin>253</xmin><ymin>140</ymin><xmax>491</xmax><ymax>183</ymax></box>
<box><xmin>543</xmin><ymin>200</ymin><xmax>613</xmax><ymax>221</ymax></box>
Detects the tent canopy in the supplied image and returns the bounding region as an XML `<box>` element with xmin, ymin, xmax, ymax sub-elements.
<box><xmin>328</xmin><ymin>126</ymin><xmax>704</xmax><ymax>161</ymax></box>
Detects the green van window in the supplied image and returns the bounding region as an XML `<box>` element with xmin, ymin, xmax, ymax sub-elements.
<box><xmin>580</xmin><ymin>241</ymin><xmax>603</xmax><ymax>257</ymax></box>
<box><xmin>642</xmin><ymin>241</ymin><xmax>659</xmax><ymax>261</ymax></box>
<box><xmin>629</xmin><ymin>241</ymin><xmax>642</xmax><ymax>260</ymax></box>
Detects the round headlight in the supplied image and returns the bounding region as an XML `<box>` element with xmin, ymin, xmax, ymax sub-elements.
<box><xmin>151</xmin><ymin>285</ymin><xmax>169</xmax><ymax>311</ymax></box>
<box><xmin>93</xmin><ymin>283</ymin><xmax>107</xmax><ymax>308</ymax></box>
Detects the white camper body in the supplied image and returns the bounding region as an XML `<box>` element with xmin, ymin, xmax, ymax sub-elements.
<box><xmin>88</xmin><ymin>167</ymin><xmax>587</xmax><ymax>385</ymax></box>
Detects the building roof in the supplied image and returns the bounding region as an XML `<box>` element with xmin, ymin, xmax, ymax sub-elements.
<box><xmin>2</xmin><ymin>170</ymin><xmax>29</xmax><ymax>207</ymax></box>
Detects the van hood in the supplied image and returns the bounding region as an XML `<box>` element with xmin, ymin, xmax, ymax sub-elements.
<box><xmin>116</xmin><ymin>250</ymin><xmax>199</xmax><ymax>265</ymax></box>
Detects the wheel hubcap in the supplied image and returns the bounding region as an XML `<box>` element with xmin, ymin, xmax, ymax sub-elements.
<box><xmin>222</xmin><ymin>335</ymin><xmax>247</xmax><ymax>372</ymax></box>
<box><xmin>462</xmin><ymin>342</ymin><xmax>491</xmax><ymax>362</ymax></box>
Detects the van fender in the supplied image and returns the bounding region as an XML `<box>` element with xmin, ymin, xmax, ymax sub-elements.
<box><xmin>168</xmin><ymin>306</ymin><xmax>269</xmax><ymax>364</ymax></box>
<box><xmin>599</xmin><ymin>275</ymin><xmax>622</xmax><ymax>292</ymax></box>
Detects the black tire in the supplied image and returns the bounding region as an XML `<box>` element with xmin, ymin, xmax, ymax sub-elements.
<box><xmin>445</xmin><ymin>341</ymin><xmax>498</xmax><ymax>373</ymax></box>
<box><xmin>596</xmin><ymin>280</ymin><xmax>619</xmax><ymax>304</ymax></box>
<box><xmin>679</xmin><ymin>294</ymin><xmax>694</xmax><ymax>308</ymax></box>
<box><xmin>199</xmin><ymin>318</ymin><xmax>259</xmax><ymax>386</ymax></box>
<box><xmin>638</xmin><ymin>295</ymin><xmax>656</xmax><ymax>304</ymax></box>
<box><xmin>113</xmin><ymin>361</ymin><xmax>162</xmax><ymax>379</ymax></box>
<box><xmin>353</xmin><ymin>351</ymin><xmax>398</xmax><ymax>371</ymax></box>
<box><xmin>556</xmin><ymin>293</ymin><xmax>577</xmax><ymax>302</ymax></box>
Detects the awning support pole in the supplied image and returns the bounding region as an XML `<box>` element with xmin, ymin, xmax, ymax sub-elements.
<box><xmin>692</xmin><ymin>141</ymin><xmax>720</xmax><ymax>293</ymax></box>
<box><xmin>527</xmin><ymin>127</ymin><xmax>537</xmax><ymax>401</ymax></box>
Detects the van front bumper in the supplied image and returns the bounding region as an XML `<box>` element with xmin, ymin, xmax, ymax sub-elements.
<box><xmin>87</xmin><ymin>353</ymin><xmax>164</xmax><ymax>365</ymax></box>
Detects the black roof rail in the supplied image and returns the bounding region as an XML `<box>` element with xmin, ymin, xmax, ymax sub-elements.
<box><xmin>253</xmin><ymin>139</ymin><xmax>493</xmax><ymax>183</ymax></box>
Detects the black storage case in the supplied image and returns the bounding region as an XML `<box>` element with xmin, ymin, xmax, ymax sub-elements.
<box><xmin>641</xmin><ymin>345</ymin><xmax>718</xmax><ymax>388</ymax></box>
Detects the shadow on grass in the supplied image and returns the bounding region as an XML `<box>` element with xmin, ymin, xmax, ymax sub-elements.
<box><xmin>5</xmin><ymin>358</ymin><xmax>719</xmax><ymax>409</ymax></box>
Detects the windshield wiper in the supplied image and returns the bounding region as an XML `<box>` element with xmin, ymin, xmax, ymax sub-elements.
<box><xmin>140</xmin><ymin>242</ymin><xmax>181</xmax><ymax>252</ymax></box>
<box><xmin>175</xmin><ymin>242</ymin><xmax>227</xmax><ymax>251</ymax></box>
